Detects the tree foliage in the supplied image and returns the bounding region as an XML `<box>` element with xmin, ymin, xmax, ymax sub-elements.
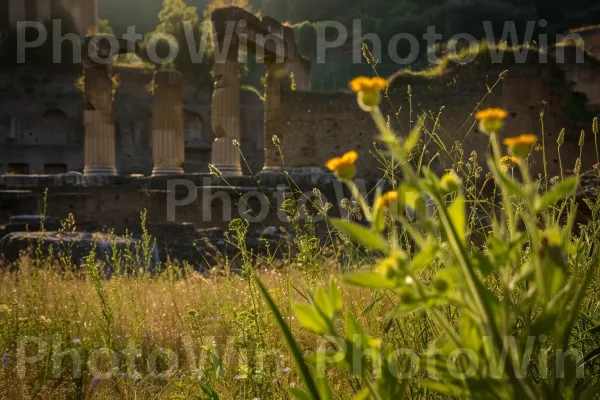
<box><xmin>145</xmin><ymin>0</ymin><xmax>210</xmax><ymax>84</ymax></box>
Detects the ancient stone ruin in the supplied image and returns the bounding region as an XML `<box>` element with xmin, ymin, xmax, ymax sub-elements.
<box><xmin>1</xmin><ymin>4</ymin><xmax>600</xmax><ymax>269</ymax></box>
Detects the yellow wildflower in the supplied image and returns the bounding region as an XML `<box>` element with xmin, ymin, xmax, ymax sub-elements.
<box><xmin>475</xmin><ymin>107</ymin><xmax>508</xmax><ymax>134</ymax></box>
<box><xmin>376</xmin><ymin>250</ymin><xmax>408</xmax><ymax>279</ymax></box>
<box><xmin>350</xmin><ymin>76</ymin><xmax>388</xmax><ymax>111</ymax></box>
<box><xmin>503</xmin><ymin>134</ymin><xmax>537</xmax><ymax>158</ymax></box>
<box><xmin>500</xmin><ymin>155</ymin><xmax>519</xmax><ymax>172</ymax></box>
<box><xmin>368</xmin><ymin>337</ymin><xmax>382</xmax><ymax>349</ymax></box>
<box><xmin>475</xmin><ymin>108</ymin><xmax>508</xmax><ymax>121</ymax></box>
<box><xmin>374</xmin><ymin>191</ymin><xmax>399</xmax><ymax>211</ymax></box>
<box><xmin>325</xmin><ymin>150</ymin><xmax>358</xmax><ymax>180</ymax></box>
<box><xmin>440</xmin><ymin>172</ymin><xmax>462</xmax><ymax>193</ymax></box>
<box><xmin>350</xmin><ymin>76</ymin><xmax>388</xmax><ymax>92</ymax></box>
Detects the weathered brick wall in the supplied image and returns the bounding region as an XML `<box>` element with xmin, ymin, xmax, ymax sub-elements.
<box><xmin>559</xmin><ymin>61</ymin><xmax>600</xmax><ymax>112</ymax></box>
<box><xmin>278</xmin><ymin>51</ymin><xmax>598</xmax><ymax>180</ymax></box>
<box><xmin>388</xmin><ymin>52</ymin><xmax>594</xmax><ymax>179</ymax></box>
<box><xmin>277</xmin><ymin>91</ymin><xmax>381</xmax><ymax>177</ymax></box>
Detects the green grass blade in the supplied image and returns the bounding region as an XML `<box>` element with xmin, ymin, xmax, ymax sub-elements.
<box><xmin>254</xmin><ymin>276</ymin><xmax>322</xmax><ymax>400</ymax></box>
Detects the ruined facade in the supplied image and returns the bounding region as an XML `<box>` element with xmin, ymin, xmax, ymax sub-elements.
<box><xmin>1</xmin><ymin>6</ymin><xmax>600</xmax><ymax>242</ymax></box>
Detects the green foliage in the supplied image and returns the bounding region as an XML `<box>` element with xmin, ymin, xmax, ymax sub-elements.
<box><xmin>98</xmin><ymin>19</ymin><xmax>114</xmax><ymax>35</ymax></box>
<box><xmin>292</xmin><ymin>21</ymin><xmax>319</xmax><ymax>59</ymax></box>
<box><xmin>145</xmin><ymin>0</ymin><xmax>211</xmax><ymax>85</ymax></box>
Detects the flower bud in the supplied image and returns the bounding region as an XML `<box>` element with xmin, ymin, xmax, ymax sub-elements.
<box><xmin>503</xmin><ymin>134</ymin><xmax>537</xmax><ymax>159</ymax></box>
<box><xmin>358</xmin><ymin>90</ymin><xmax>382</xmax><ymax>111</ymax></box>
<box><xmin>440</xmin><ymin>172</ymin><xmax>462</xmax><ymax>193</ymax></box>
<box><xmin>433</xmin><ymin>278</ymin><xmax>448</xmax><ymax>292</ymax></box>
<box><xmin>557</xmin><ymin>128</ymin><xmax>565</xmax><ymax>146</ymax></box>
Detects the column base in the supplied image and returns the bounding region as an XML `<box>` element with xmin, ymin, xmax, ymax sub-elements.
<box><xmin>152</xmin><ymin>166</ymin><xmax>185</xmax><ymax>176</ymax></box>
<box><xmin>83</xmin><ymin>166</ymin><xmax>117</xmax><ymax>176</ymax></box>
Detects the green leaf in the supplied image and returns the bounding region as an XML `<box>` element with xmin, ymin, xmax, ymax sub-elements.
<box><xmin>316</xmin><ymin>377</ymin><xmax>334</xmax><ymax>400</ymax></box>
<box><xmin>403</xmin><ymin>117</ymin><xmax>423</xmax><ymax>152</ymax></box>
<box><xmin>344</xmin><ymin>313</ymin><xmax>365</xmax><ymax>343</ymax></box>
<box><xmin>314</xmin><ymin>286</ymin><xmax>334</xmax><ymax>320</ymax></box>
<box><xmin>398</xmin><ymin>184</ymin><xmax>427</xmax><ymax>216</ymax></box>
<box><xmin>410</xmin><ymin>238</ymin><xmax>439</xmax><ymax>272</ymax></box>
<box><xmin>472</xmin><ymin>251</ymin><xmax>494</xmax><ymax>277</ymax></box>
<box><xmin>344</xmin><ymin>272</ymin><xmax>399</xmax><ymax>289</ymax></box>
<box><xmin>487</xmin><ymin>157</ymin><xmax>525</xmax><ymax>198</ymax></box>
<box><xmin>198</xmin><ymin>383</ymin><xmax>220</xmax><ymax>400</ymax></box>
<box><xmin>254</xmin><ymin>277</ymin><xmax>322</xmax><ymax>400</ymax></box>
<box><xmin>528</xmin><ymin>309</ymin><xmax>559</xmax><ymax>337</ymax></box>
<box><xmin>459</xmin><ymin>311</ymin><xmax>483</xmax><ymax>353</ymax></box>
<box><xmin>294</xmin><ymin>303</ymin><xmax>330</xmax><ymax>335</ymax></box>
<box><xmin>378</xmin><ymin>347</ymin><xmax>411</xmax><ymax>398</ymax></box>
<box><xmin>448</xmin><ymin>195</ymin><xmax>466</xmax><ymax>245</ymax></box>
<box><xmin>392</xmin><ymin>287</ymin><xmax>428</xmax><ymax>316</ymax></box>
<box><xmin>289</xmin><ymin>388</ymin><xmax>312</xmax><ymax>400</ymax></box>
<box><xmin>373</xmin><ymin>206</ymin><xmax>386</xmax><ymax>232</ymax></box>
<box><xmin>352</xmin><ymin>388</ymin><xmax>371</xmax><ymax>400</ymax></box>
<box><xmin>535</xmin><ymin>177</ymin><xmax>578</xmax><ymax>212</ymax></box>
<box><xmin>419</xmin><ymin>379</ymin><xmax>467</xmax><ymax>396</ymax></box>
<box><xmin>543</xmin><ymin>244</ymin><xmax>567</xmax><ymax>296</ymax></box>
<box><xmin>331</xmin><ymin>219</ymin><xmax>388</xmax><ymax>251</ymax></box>
<box><xmin>328</xmin><ymin>278</ymin><xmax>343</xmax><ymax>313</ymax></box>
<box><xmin>578</xmin><ymin>379</ymin><xmax>600</xmax><ymax>400</ymax></box>
<box><xmin>433</xmin><ymin>267</ymin><xmax>460</xmax><ymax>291</ymax></box>
<box><xmin>372</xmin><ymin>187</ymin><xmax>385</xmax><ymax>232</ymax></box>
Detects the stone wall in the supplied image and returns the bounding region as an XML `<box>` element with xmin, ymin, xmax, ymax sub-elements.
<box><xmin>277</xmin><ymin>50</ymin><xmax>599</xmax><ymax>180</ymax></box>
<box><xmin>277</xmin><ymin>90</ymin><xmax>380</xmax><ymax>177</ymax></box>
<box><xmin>0</xmin><ymin>173</ymin><xmax>375</xmax><ymax>233</ymax></box>
<box><xmin>387</xmin><ymin>51</ymin><xmax>596</xmax><ymax>179</ymax></box>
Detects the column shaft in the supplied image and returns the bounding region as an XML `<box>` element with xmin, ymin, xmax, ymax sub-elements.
<box><xmin>83</xmin><ymin>110</ymin><xmax>117</xmax><ymax>175</ymax></box>
<box><xmin>83</xmin><ymin>0</ymin><xmax>98</xmax><ymax>34</ymax></box>
<box><xmin>263</xmin><ymin>60</ymin><xmax>284</xmax><ymax>171</ymax></box>
<box><xmin>83</xmin><ymin>63</ymin><xmax>117</xmax><ymax>176</ymax></box>
<box><xmin>211</xmin><ymin>44</ymin><xmax>242</xmax><ymax>176</ymax></box>
<box><xmin>8</xmin><ymin>0</ymin><xmax>25</xmax><ymax>25</ymax></box>
<box><xmin>36</xmin><ymin>0</ymin><xmax>51</xmax><ymax>21</ymax></box>
<box><xmin>152</xmin><ymin>70</ymin><xmax>185</xmax><ymax>176</ymax></box>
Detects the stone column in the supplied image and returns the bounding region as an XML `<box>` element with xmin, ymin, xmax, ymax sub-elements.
<box><xmin>8</xmin><ymin>0</ymin><xmax>25</xmax><ymax>25</ymax></box>
<box><xmin>83</xmin><ymin>0</ymin><xmax>99</xmax><ymax>34</ymax></box>
<box><xmin>37</xmin><ymin>0</ymin><xmax>52</xmax><ymax>21</ymax></box>
<box><xmin>262</xmin><ymin>57</ymin><xmax>285</xmax><ymax>172</ymax></box>
<box><xmin>152</xmin><ymin>70</ymin><xmax>185</xmax><ymax>176</ymax></box>
<box><xmin>211</xmin><ymin>40</ymin><xmax>242</xmax><ymax>176</ymax></box>
<box><xmin>83</xmin><ymin>61</ymin><xmax>117</xmax><ymax>176</ymax></box>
